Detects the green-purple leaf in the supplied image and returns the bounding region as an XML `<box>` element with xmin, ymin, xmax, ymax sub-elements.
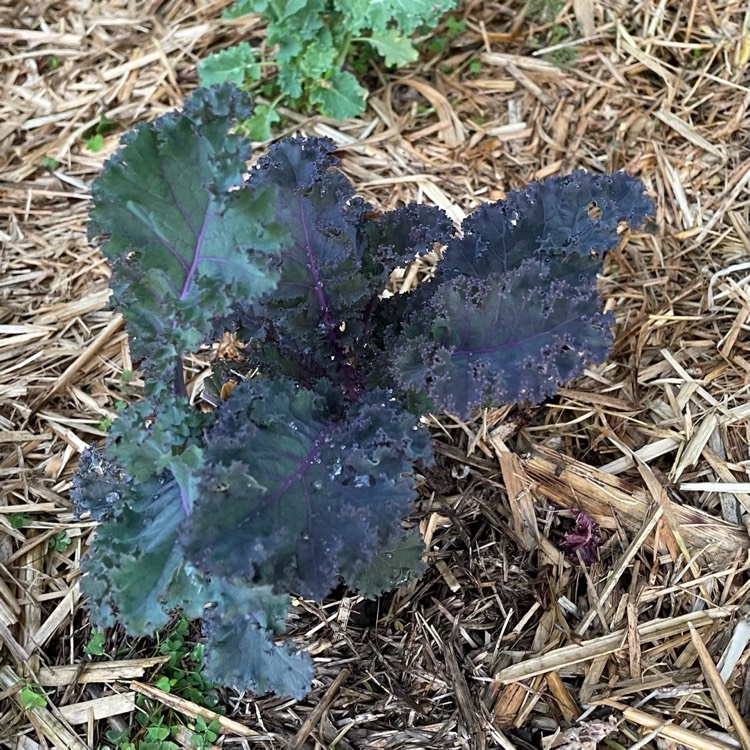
<box><xmin>182</xmin><ymin>378</ymin><xmax>433</xmax><ymax>599</ymax></box>
<box><xmin>89</xmin><ymin>85</ymin><xmax>285</xmax><ymax>381</ymax></box>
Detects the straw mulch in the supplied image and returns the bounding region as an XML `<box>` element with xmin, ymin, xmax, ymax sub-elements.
<box><xmin>2</xmin><ymin>0</ymin><xmax>750</xmax><ymax>748</ymax></box>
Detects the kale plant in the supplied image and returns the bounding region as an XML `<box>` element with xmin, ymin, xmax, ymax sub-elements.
<box><xmin>73</xmin><ymin>84</ymin><xmax>653</xmax><ymax>698</ymax></box>
<box><xmin>196</xmin><ymin>0</ymin><xmax>459</xmax><ymax>137</ymax></box>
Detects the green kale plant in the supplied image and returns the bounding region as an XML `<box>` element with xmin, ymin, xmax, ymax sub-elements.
<box><xmin>197</xmin><ymin>0</ymin><xmax>459</xmax><ymax>137</ymax></box>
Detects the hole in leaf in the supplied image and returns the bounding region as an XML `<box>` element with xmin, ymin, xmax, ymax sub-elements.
<box><xmin>587</xmin><ymin>201</ymin><xmax>602</xmax><ymax>220</ymax></box>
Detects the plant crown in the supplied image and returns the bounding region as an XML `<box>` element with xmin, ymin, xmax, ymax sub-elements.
<box><xmin>196</xmin><ymin>0</ymin><xmax>459</xmax><ymax>136</ymax></box>
<box><xmin>73</xmin><ymin>84</ymin><xmax>653</xmax><ymax>698</ymax></box>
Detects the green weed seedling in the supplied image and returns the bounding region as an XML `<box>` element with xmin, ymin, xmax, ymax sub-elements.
<box><xmin>47</xmin><ymin>531</ymin><xmax>72</xmax><ymax>553</ymax></box>
<box><xmin>83</xmin><ymin>114</ymin><xmax>117</xmax><ymax>153</ymax></box>
<box><xmin>19</xmin><ymin>684</ymin><xmax>47</xmax><ymax>710</ymax></box>
<box><xmin>85</xmin><ymin>629</ymin><xmax>107</xmax><ymax>657</ymax></box>
<box><xmin>93</xmin><ymin>617</ymin><xmax>222</xmax><ymax>749</ymax></box>
<box><xmin>529</xmin><ymin>24</ymin><xmax>578</xmax><ymax>69</ymax></box>
<box><xmin>426</xmin><ymin>15</ymin><xmax>466</xmax><ymax>54</ymax></box>
<box><xmin>190</xmin><ymin>717</ymin><xmax>221</xmax><ymax>750</ymax></box>
<box><xmin>9</xmin><ymin>514</ymin><xmax>30</xmax><ymax>530</ymax></box>
<box><xmin>155</xmin><ymin>619</ymin><xmax>221</xmax><ymax>709</ymax></box>
<box><xmin>526</xmin><ymin>0</ymin><xmax>564</xmax><ymax>22</ymax></box>
<box><xmin>544</xmin><ymin>25</ymin><xmax>578</xmax><ymax>68</ymax></box>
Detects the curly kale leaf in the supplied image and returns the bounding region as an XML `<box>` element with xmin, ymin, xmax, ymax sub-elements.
<box><xmin>440</xmin><ymin>170</ymin><xmax>653</xmax><ymax>282</ymax></box>
<box><xmin>202</xmin><ymin>583</ymin><xmax>312</xmax><ymax>698</ymax></box>
<box><xmin>104</xmin><ymin>396</ymin><xmax>213</xmax><ymax>513</ymax></box>
<box><xmin>226</xmin><ymin>137</ymin><xmax>372</xmax><ymax>386</ymax></box>
<box><xmin>75</xmin><ymin>458</ymin><xmax>198</xmax><ymax>633</ymax></box>
<box><xmin>348</xmin><ymin>528</ymin><xmax>427</xmax><ymax>598</ymax></box>
<box><xmin>74</xmin><ymin>451</ymin><xmax>311</xmax><ymax>697</ymax></box>
<box><xmin>391</xmin><ymin>259</ymin><xmax>614</xmax><ymax>417</ymax></box>
<box><xmin>338</xmin><ymin>0</ymin><xmax>458</xmax><ymax>36</ymax></box>
<box><xmin>88</xmin><ymin>85</ymin><xmax>285</xmax><ymax>389</ymax></box>
<box><xmin>359</xmin><ymin>203</ymin><xmax>454</xmax><ymax>286</ymax></box>
<box><xmin>182</xmin><ymin>378</ymin><xmax>433</xmax><ymax>600</ymax></box>
<box><xmin>197</xmin><ymin>42</ymin><xmax>261</xmax><ymax>87</ymax></box>
<box><xmin>247</xmin><ymin>137</ymin><xmax>373</xmax><ymax>334</ymax></box>
<box><xmin>233</xmin><ymin>145</ymin><xmax>457</xmax><ymax>389</ymax></box>
<box><xmin>385</xmin><ymin>170</ymin><xmax>653</xmax><ymax>417</ymax></box>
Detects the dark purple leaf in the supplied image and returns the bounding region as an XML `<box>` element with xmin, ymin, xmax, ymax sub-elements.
<box><xmin>559</xmin><ymin>511</ymin><xmax>602</xmax><ymax>564</ymax></box>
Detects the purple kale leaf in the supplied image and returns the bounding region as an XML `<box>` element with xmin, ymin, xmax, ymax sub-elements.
<box><xmin>243</xmin><ymin>137</ymin><xmax>372</xmax><ymax>338</ymax></box>
<box><xmin>181</xmin><ymin>378</ymin><xmax>433</xmax><ymax>599</ymax></box>
<box><xmin>74</xmin><ymin>450</ymin><xmax>311</xmax><ymax>698</ymax></box>
<box><xmin>230</xmin><ymin>139</ymin><xmax>455</xmax><ymax>394</ymax></box>
<box><xmin>74</xmin><ymin>458</ymin><xmax>195</xmax><ymax>634</ymax></box>
<box><xmin>201</xmin><ymin>582</ymin><xmax>312</xmax><ymax>698</ymax></box>
<box><xmin>359</xmin><ymin>203</ymin><xmax>455</xmax><ymax>285</ymax></box>
<box><xmin>347</xmin><ymin>528</ymin><xmax>427</xmax><ymax>598</ymax></box>
<box><xmin>391</xmin><ymin>258</ymin><xmax>614</xmax><ymax>417</ymax></box>
<box><xmin>387</xmin><ymin>169</ymin><xmax>653</xmax><ymax>417</ymax></box>
<box><xmin>440</xmin><ymin>170</ymin><xmax>653</xmax><ymax>282</ymax></box>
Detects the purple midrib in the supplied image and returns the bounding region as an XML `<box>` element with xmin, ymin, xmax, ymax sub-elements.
<box><xmin>298</xmin><ymin>195</ymin><xmax>330</xmax><ymax>324</ymax></box>
<box><xmin>265</xmin><ymin>424</ymin><xmax>335</xmax><ymax>510</ymax></box>
<box><xmin>180</xmin><ymin>207</ymin><xmax>210</xmax><ymax>300</ymax></box>
<box><xmin>452</xmin><ymin>313</ymin><xmax>584</xmax><ymax>357</ymax></box>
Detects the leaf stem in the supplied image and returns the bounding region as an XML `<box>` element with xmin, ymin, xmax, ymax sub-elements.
<box><xmin>335</xmin><ymin>31</ymin><xmax>354</xmax><ymax>69</ymax></box>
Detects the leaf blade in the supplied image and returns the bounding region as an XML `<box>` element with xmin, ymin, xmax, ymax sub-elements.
<box><xmin>183</xmin><ymin>378</ymin><xmax>433</xmax><ymax>599</ymax></box>
<box><xmin>392</xmin><ymin>261</ymin><xmax>614</xmax><ymax>417</ymax></box>
<box><xmin>89</xmin><ymin>85</ymin><xmax>285</xmax><ymax>383</ymax></box>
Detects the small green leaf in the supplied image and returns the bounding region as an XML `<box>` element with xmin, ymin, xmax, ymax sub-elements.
<box><xmin>428</xmin><ymin>36</ymin><xmax>448</xmax><ymax>54</ymax></box>
<box><xmin>85</xmin><ymin>133</ymin><xmax>104</xmax><ymax>152</ymax></box>
<box><xmin>146</xmin><ymin>725</ymin><xmax>171</xmax><ymax>741</ymax></box>
<box><xmin>365</xmin><ymin>30</ymin><xmax>419</xmax><ymax>67</ymax></box>
<box><xmin>19</xmin><ymin>685</ymin><xmax>47</xmax><ymax>710</ymax></box>
<box><xmin>48</xmin><ymin>531</ymin><xmax>71</xmax><ymax>552</ymax></box>
<box><xmin>308</xmin><ymin>69</ymin><xmax>366</xmax><ymax>119</ymax></box>
<box><xmin>277</xmin><ymin>62</ymin><xmax>304</xmax><ymax>99</ymax></box>
<box><xmin>445</xmin><ymin>16</ymin><xmax>466</xmax><ymax>36</ymax></box>
<box><xmin>223</xmin><ymin>0</ymin><xmax>257</xmax><ymax>18</ymax></box>
<box><xmin>238</xmin><ymin>104</ymin><xmax>281</xmax><ymax>141</ymax></box>
<box><xmin>85</xmin><ymin>630</ymin><xmax>106</xmax><ymax>656</ymax></box>
<box><xmin>197</xmin><ymin>42</ymin><xmax>261</xmax><ymax>86</ymax></box>
<box><xmin>105</xmin><ymin>729</ymin><xmax>130</xmax><ymax>746</ymax></box>
<box><xmin>41</xmin><ymin>156</ymin><xmax>59</xmax><ymax>170</ymax></box>
<box><xmin>9</xmin><ymin>514</ymin><xmax>30</xmax><ymax>529</ymax></box>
